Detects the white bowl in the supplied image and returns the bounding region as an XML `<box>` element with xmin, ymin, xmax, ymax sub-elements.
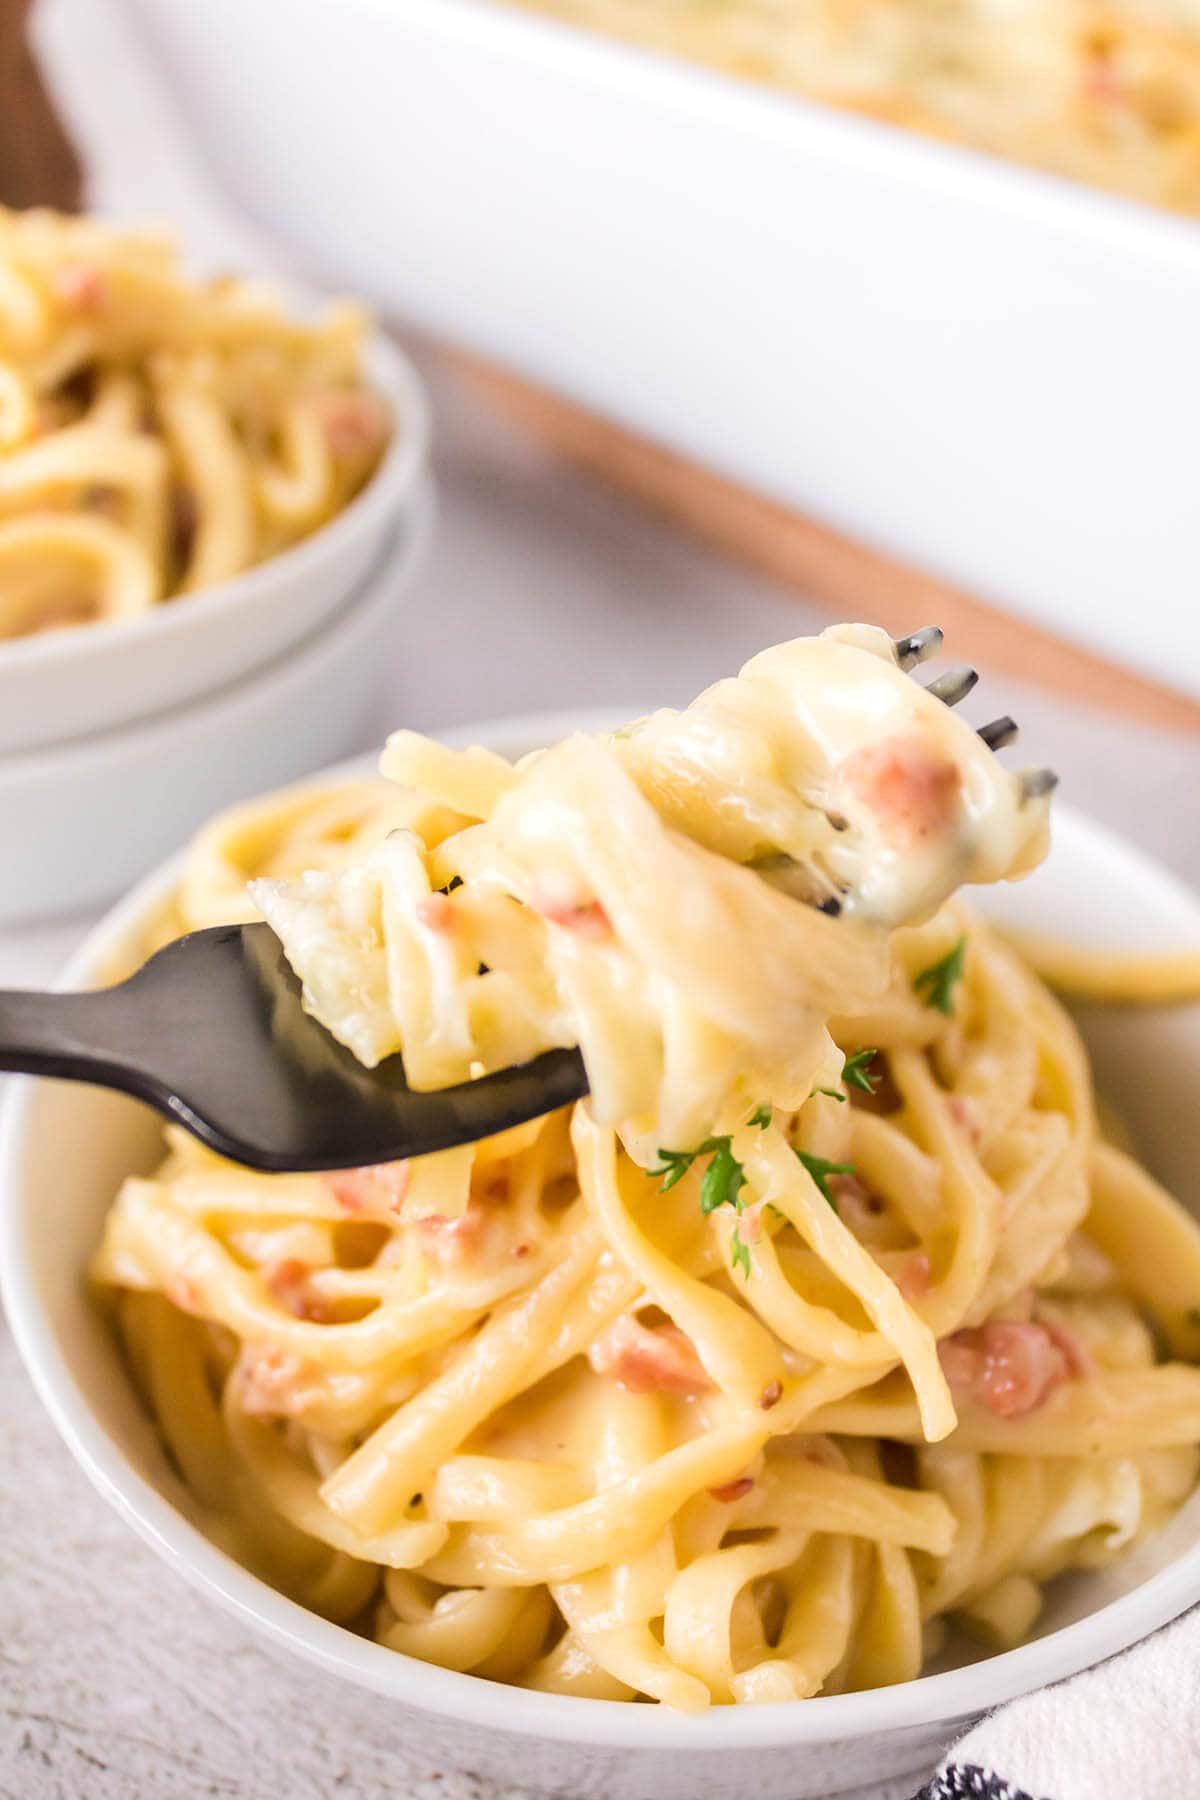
<box><xmin>2</xmin><ymin>718</ymin><xmax>1199</xmax><ymax>1800</ymax></box>
<box><xmin>0</xmin><ymin>483</ymin><xmax>433</xmax><ymax>927</ymax></box>
<box><xmin>117</xmin><ymin>0</ymin><xmax>1200</xmax><ymax>697</ymax></box>
<box><xmin>0</xmin><ymin>334</ymin><xmax>431</xmax><ymax>755</ymax></box>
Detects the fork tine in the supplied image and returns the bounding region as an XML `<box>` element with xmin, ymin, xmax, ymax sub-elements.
<box><xmin>1019</xmin><ymin>768</ymin><xmax>1059</xmax><ymax>802</ymax></box>
<box><xmin>926</xmin><ymin>665</ymin><xmax>979</xmax><ymax>707</ymax></box>
<box><xmin>893</xmin><ymin>627</ymin><xmax>944</xmax><ymax>670</ymax></box>
<box><xmin>978</xmin><ymin>715</ymin><xmax>1019</xmax><ymax>751</ymax></box>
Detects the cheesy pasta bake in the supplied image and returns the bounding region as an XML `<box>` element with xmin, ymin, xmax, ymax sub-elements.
<box><xmin>0</xmin><ymin>208</ymin><xmax>389</xmax><ymax>641</ymax></box>
<box><xmin>510</xmin><ymin>0</ymin><xmax>1200</xmax><ymax>215</ymax></box>
<box><xmin>94</xmin><ymin>626</ymin><xmax>1200</xmax><ymax>1709</ymax></box>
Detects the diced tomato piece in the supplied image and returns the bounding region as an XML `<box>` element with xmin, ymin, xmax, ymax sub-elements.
<box><xmin>589</xmin><ymin>1316</ymin><xmax>714</xmax><ymax>1394</ymax></box>
<box><xmin>947</xmin><ymin>1095</ymin><xmax>981</xmax><ymax>1143</ymax></box>
<box><xmin>898</xmin><ymin>1250</ymin><xmax>932</xmax><ymax>1298</ymax></box>
<box><xmin>1081</xmin><ymin>38</ymin><xmax>1122</xmax><ymax>104</ymax></box>
<box><xmin>324</xmin><ymin>1160</ymin><xmax>410</xmax><ymax>1216</ymax></box>
<box><xmin>529</xmin><ymin>875</ymin><xmax>612</xmax><ymax>940</ymax></box>
<box><xmin>828</xmin><ymin>1173</ymin><xmax>885</xmax><ymax>1229</ymax></box>
<box><xmin>802</xmin><ymin>1439</ymin><xmax>842</xmax><ymax>1469</ymax></box>
<box><xmin>313</xmin><ymin>389</ymin><xmax>389</xmax><ymax>458</ymax></box>
<box><xmin>739</xmin><ymin>1202</ymin><xmax>766</xmax><ymax>1245</ymax></box>
<box><xmin>710</xmin><ymin>1475</ymin><xmax>755</xmax><ymax>1503</ymax></box>
<box><xmin>411</xmin><ymin>1206</ymin><xmax>493</xmax><ymax>1269</ymax></box>
<box><xmin>939</xmin><ymin>1319</ymin><xmax>1074</xmax><ymax>1418</ymax></box>
<box><xmin>839</xmin><ymin>736</ymin><xmax>961</xmax><ymax>848</ymax></box>
<box><xmin>264</xmin><ymin>1257</ymin><xmax>333</xmax><ymax>1322</ymax></box>
<box><xmin>239</xmin><ymin>1348</ymin><xmax>307</xmax><ymax>1418</ymax></box>
<box><xmin>53</xmin><ymin>263</ymin><xmax>109</xmax><ymax>313</ymax></box>
<box><xmin>414</xmin><ymin>892</ymin><xmax>456</xmax><ymax>934</ymax></box>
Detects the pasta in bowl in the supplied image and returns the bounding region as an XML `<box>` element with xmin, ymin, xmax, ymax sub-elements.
<box><xmin>4</xmin><ymin>642</ymin><xmax>1200</xmax><ymax>1798</ymax></box>
<box><xmin>0</xmin><ymin>209</ymin><xmax>429</xmax><ymax>753</ymax></box>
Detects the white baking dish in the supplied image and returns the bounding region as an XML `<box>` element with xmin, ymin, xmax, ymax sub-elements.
<box><xmin>118</xmin><ymin>0</ymin><xmax>1200</xmax><ymax>699</ymax></box>
<box><xmin>0</xmin><ymin>334</ymin><xmax>430</xmax><ymax>755</ymax></box>
<box><xmin>0</xmin><ymin>485</ymin><xmax>433</xmax><ymax>926</ymax></box>
<box><xmin>2</xmin><ymin>723</ymin><xmax>1199</xmax><ymax>1799</ymax></box>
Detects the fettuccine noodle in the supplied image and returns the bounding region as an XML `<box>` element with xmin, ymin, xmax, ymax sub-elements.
<box><xmin>94</xmin><ymin>626</ymin><xmax>1200</xmax><ymax>1709</ymax></box>
<box><xmin>0</xmin><ymin>208</ymin><xmax>389</xmax><ymax>640</ymax></box>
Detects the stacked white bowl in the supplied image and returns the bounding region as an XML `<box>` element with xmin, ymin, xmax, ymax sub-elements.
<box><xmin>0</xmin><ymin>334</ymin><xmax>433</xmax><ymax>926</ymax></box>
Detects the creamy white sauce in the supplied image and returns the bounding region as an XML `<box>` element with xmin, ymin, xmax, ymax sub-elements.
<box><xmin>612</xmin><ymin>623</ymin><xmax>1049</xmax><ymax>929</ymax></box>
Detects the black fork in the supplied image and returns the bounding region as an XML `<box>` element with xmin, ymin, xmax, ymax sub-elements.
<box><xmin>0</xmin><ymin>630</ymin><xmax>1054</xmax><ymax>1172</ymax></box>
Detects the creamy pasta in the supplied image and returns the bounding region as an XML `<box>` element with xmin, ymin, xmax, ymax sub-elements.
<box><xmin>509</xmin><ymin>0</ymin><xmax>1200</xmax><ymax>215</ymax></box>
<box><xmin>0</xmin><ymin>208</ymin><xmax>389</xmax><ymax>640</ymax></box>
<box><xmin>93</xmin><ymin>626</ymin><xmax>1200</xmax><ymax>1709</ymax></box>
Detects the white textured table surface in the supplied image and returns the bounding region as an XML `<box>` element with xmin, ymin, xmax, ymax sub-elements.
<box><xmin>0</xmin><ymin>5</ymin><xmax>1197</xmax><ymax>1797</ymax></box>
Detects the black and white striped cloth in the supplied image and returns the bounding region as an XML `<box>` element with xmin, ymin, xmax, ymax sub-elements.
<box><xmin>903</xmin><ymin>1604</ymin><xmax>1200</xmax><ymax>1800</ymax></box>
<box><xmin>920</xmin><ymin>1773</ymin><xmax>1042</xmax><ymax>1800</ymax></box>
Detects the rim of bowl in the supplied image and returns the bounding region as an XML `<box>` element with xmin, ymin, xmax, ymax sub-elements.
<box><xmin>3</xmin><ymin>734</ymin><xmax>1200</xmax><ymax>1750</ymax></box>
<box><xmin>0</xmin><ymin>331</ymin><xmax>430</xmax><ymax>673</ymax></box>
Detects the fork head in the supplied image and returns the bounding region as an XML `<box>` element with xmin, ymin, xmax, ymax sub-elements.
<box><xmin>895</xmin><ymin>624</ymin><xmax>1057</xmax><ymax>799</ymax></box>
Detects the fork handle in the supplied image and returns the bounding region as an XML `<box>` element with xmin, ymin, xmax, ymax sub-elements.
<box><xmin>0</xmin><ymin>986</ymin><xmax>144</xmax><ymax>1092</ymax></box>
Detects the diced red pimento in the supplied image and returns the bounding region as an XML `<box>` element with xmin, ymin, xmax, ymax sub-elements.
<box><xmin>411</xmin><ymin>1205</ymin><xmax>495</xmax><ymax>1269</ymax></box>
<box><xmin>52</xmin><ymin>263</ymin><xmax>110</xmax><ymax>313</ymax></box>
<box><xmin>947</xmin><ymin>1095</ymin><xmax>982</xmax><ymax>1145</ymax></box>
<box><xmin>324</xmin><ymin>1160</ymin><xmax>410</xmax><ymax>1217</ymax></box>
<box><xmin>165</xmin><ymin>1272</ymin><xmax>202</xmax><ymax>1315</ymax></box>
<box><xmin>710</xmin><ymin>1475</ymin><xmax>755</xmax><ymax>1503</ymax></box>
<box><xmin>414</xmin><ymin>892</ymin><xmax>457</xmax><ymax>935</ymax></box>
<box><xmin>528</xmin><ymin>875</ymin><xmax>613</xmax><ymax>940</ymax></box>
<box><xmin>802</xmin><ymin>1438</ymin><xmax>842</xmax><ymax>1469</ymax></box>
<box><xmin>828</xmin><ymin>1172</ymin><xmax>885</xmax><ymax>1230</ymax></box>
<box><xmin>939</xmin><ymin>1319</ymin><xmax>1079</xmax><ymax>1418</ymax></box>
<box><xmin>838</xmin><ymin>735</ymin><xmax>961</xmax><ymax>848</ymax></box>
<box><xmin>313</xmin><ymin>389</ymin><xmax>390</xmax><ymax>459</ymax></box>
<box><xmin>1081</xmin><ymin>36</ymin><xmax>1123</xmax><ymax>104</ymax></box>
<box><xmin>739</xmin><ymin>1201</ymin><xmax>766</xmax><ymax>1245</ymax></box>
<box><xmin>589</xmin><ymin>1316</ymin><xmax>714</xmax><ymax>1395</ymax></box>
<box><xmin>239</xmin><ymin>1347</ymin><xmax>308</xmax><ymax>1418</ymax></box>
<box><xmin>264</xmin><ymin>1257</ymin><xmax>334</xmax><ymax>1323</ymax></box>
<box><xmin>898</xmin><ymin>1250</ymin><xmax>932</xmax><ymax>1299</ymax></box>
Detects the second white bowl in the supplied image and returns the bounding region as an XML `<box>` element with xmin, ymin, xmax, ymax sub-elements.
<box><xmin>0</xmin><ymin>334</ymin><xmax>430</xmax><ymax>756</ymax></box>
<box><xmin>0</xmin><ymin>482</ymin><xmax>433</xmax><ymax>926</ymax></box>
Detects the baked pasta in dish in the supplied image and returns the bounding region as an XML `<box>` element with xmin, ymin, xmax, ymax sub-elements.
<box><xmin>509</xmin><ymin>0</ymin><xmax>1200</xmax><ymax>214</ymax></box>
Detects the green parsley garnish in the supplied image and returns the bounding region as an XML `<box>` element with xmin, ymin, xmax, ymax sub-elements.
<box><xmin>651</xmin><ymin>1106</ymin><xmax>772</xmax><ymax>1274</ymax></box>
<box><xmin>794</xmin><ymin>1148</ymin><xmax>856</xmax><ymax>1211</ymax></box>
<box><xmin>814</xmin><ymin>1048</ymin><xmax>880</xmax><ymax>1104</ymax></box>
<box><xmin>913</xmin><ymin>936</ymin><xmax>968</xmax><ymax>1017</ymax></box>
<box><xmin>651</xmin><ymin>1105</ymin><xmax>771</xmax><ymax>1195</ymax></box>
<box><xmin>700</xmin><ymin>1140</ymin><xmax>746</xmax><ymax>1216</ymax></box>
<box><xmin>842</xmin><ymin>1049</ymin><xmax>881</xmax><ymax>1093</ymax></box>
<box><xmin>648</xmin><ymin>1146</ymin><xmax>702</xmax><ymax>1191</ymax></box>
